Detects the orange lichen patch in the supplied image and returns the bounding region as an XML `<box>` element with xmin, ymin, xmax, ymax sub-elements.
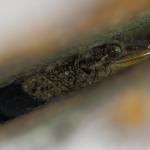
<box><xmin>111</xmin><ymin>90</ymin><xmax>149</xmax><ymax>127</ymax></box>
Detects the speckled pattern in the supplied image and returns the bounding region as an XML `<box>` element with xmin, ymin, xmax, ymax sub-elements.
<box><xmin>0</xmin><ymin>14</ymin><xmax>150</xmax><ymax>120</ymax></box>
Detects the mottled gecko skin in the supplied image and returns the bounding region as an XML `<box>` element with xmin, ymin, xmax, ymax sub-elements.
<box><xmin>22</xmin><ymin>44</ymin><xmax>110</xmax><ymax>101</ymax></box>
<box><xmin>22</xmin><ymin>40</ymin><xmax>150</xmax><ymax>102</ymax></box>
<box><xmin>0</xmin><ymin>41</ymin><xmax>150</xmax><ymax>119</ymax></box>
<box><xmin>0</xmin><ymin>14</ymin><xmax>150</xmax><ymax>119</ymax></box>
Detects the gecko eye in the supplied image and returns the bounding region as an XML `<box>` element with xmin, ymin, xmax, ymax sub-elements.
<box><xmin>106</xmin><ymin>43</ymin><xmax>124</xmax><ymax>60</ymax></box>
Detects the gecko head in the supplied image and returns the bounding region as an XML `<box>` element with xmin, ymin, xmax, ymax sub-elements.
<box><xmin>92</xmin><ymin>40</ymin><xmax>150</xmax><ymax>73</ymax></box>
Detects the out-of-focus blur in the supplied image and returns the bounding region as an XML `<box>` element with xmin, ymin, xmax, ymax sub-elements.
<box><xmin>0</xmin><ymin>0</ymin><xmax>150</xmax><ymax>150</ymax></box>
<box><xmin>1</xmin><ymin>57</ymin><xmax>150</xmax><ymax>150</ymax></box>
<box><xmin>0</xmin><ymin>0</ymin><xmax>150</xmax><ymax>82</ymax></box>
